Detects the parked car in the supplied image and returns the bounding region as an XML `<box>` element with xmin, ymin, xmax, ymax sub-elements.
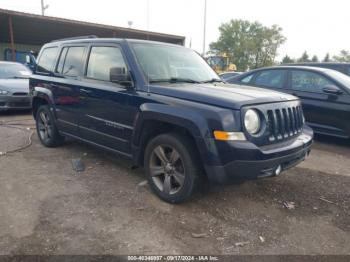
<box><xmin>282</xmin><ymin>63</ymin><xmax>350</xmax><ymax>76</ymax></box>
<box><xmin>30</xmin><ymin>38</ymin><xmax>313</xmax><ymax>203</ymax></box>
<box><xmin>0</xmin><ymin>61</ymin><xmax>32</xmax><ymax>111</ymax></box>
<box><xmin>219</xmin><ymin>71</ymin><xmax>242</xmax><ymax>81</ymax></box>
<box><xmin>229</xmin><ymin>66</ymin><xmax>350</xmax><ymax>138</ymax></box>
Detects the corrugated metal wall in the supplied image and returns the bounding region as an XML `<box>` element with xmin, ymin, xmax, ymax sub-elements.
<box><xmin>0</xmin><ymin>42</ymin><xmax>41</xmax><ymax>60</ymax></box>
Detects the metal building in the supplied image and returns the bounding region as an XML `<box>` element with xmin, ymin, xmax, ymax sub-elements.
<box><xmin>0</xmin><ymin>8</ymin><xmax>185</xmax><ymax>61</ymax></box>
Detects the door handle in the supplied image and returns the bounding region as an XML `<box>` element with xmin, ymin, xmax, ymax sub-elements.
<box><xmin>80</xmin><ymin>88</ymin><xmax>92</xmax><ymax>94</ymax></box>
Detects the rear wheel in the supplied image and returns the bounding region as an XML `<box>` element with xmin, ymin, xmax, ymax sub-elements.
<box><xmin>36</xmin><ymin>105</ymin><xmax>64</xmax><ymax>147</ymax></box>
<box><xmin>144</xmin><ymin>133</ymin><xmax>202</xmax><ymax>203</ymax></box>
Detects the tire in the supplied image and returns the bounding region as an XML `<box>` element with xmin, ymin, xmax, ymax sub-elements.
<box><xmin>35</xmin><ymin>105</ymin><xmax>64</xmax><ymax>147</ymax></box>
<box><xmin>144</xmin><ymin>133</ymin><xmax>202</xmax><ymax>203</ymax></box>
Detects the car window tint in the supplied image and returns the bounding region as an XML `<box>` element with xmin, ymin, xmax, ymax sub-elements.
<box><xmin>254</xmin><ymin>70</ymin><xmax>285</xmax><ymax>88</ymax></box>
<box><xmin>241</xmin><ymin>74</ymin><xmax>254</xmax><ymax>83</ymax></box>
<box><xmin>62</xmin><ymin>46</ymin><xmax>85</xmax><ymax>77</ymax></box>
<box><xmin>37</xmin><ymin>47</ymin><xmax>58</xmax><ymax>73</ymax></box>
<box><xmin>55</xmin><ymin>47</ymin><xmax>68</xmax><ymax>74</ymax></box>
<box><xmin>291</xmin><ymin>70</ymin><xmax>333</xmax><ymax>93</ymax></box>
<box><xmin>347</xmin><ymin>67</ymin><xmax>350</xmax><ymax>76</ymax></box>
<box><xmin>87</xmin><ymin>46</ymin><xmax>127</xmax><ymax>81</ymax></box>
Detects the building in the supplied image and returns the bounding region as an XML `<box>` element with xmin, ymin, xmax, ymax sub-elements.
<box><xmin>0</xmin><ymin>8</ymin><xmax>185</xmax><ymax>61</ymax></box>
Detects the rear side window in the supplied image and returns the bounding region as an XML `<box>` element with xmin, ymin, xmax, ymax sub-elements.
<box><xmin>240</xmin><ymin>74</ymin><xmax>254</xmax><ymax>84</ymax></box>
<box><xmin>61</xmin><ymin>46</ymin><xmax>86</xmax><ymax>77</ymax></box>
<box><xmin>37</xmin><ymin>47</ymin><xmax>58</xmax><ymax>74</ymax></box>
<box><xmin>291</xmin><ymin>70</ymin><xmax>333</xmax><ymax>93</ymax></box>
<box><xmin>87</xmin><ymin>46</ymin><xmax>127</xmax><ymax>81</ymax></box>
<box><xmin>254</xmin><ymin>70</ymin><xmax>286</xmax><ymax>88</ymax></box>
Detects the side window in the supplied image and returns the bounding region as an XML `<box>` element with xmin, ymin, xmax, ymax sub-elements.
<box><xmin>62</xmin><ymin>46</ymin><xmax>86</xmax><ymax>77</ymax></box>
<box><xmin>87</xmin><ymin>46</ymin><xmax>127</xmax><ymax>82</ymax></box>
<box><xmin>254</xmin><ymin>70</ymin><xmax>286</xmax><ymax>88</ymax></box>
<box><xmin>55</xmin><ymin>47</ymin><xmax>68</xmax><ymax>74</ymax></box>
<box><xmin>37</xmin><ymin>47</ymin><xmax>58</xmax><ymax>74</ymax></box>
<box><xmin>291</xmin><ymin>70</ymin><xmax>333</xmax><ymax>93</ymax></box>
<box><xmin>240</xmin><ymin>74</ymin><xmax>254</xmax><ymax>84</ymax></box>
<box><xmin>347</xmin><ymin>67</ymin><xmax>350</xmax><ymax>76</ymax></box>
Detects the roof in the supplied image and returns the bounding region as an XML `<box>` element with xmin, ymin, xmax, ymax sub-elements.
<box><xmin>248</xmin><ymin>65</ymin><xmax>334</xmax><ymax>73</ymax></box>
<box><xmin>43</xmin><ymin>38</ymin><xmax>187</xmax><ymax>49</ymax></box>
<box><xmin>0</xmin><ymin>8</ymin><xmax>185</xmax><ymax>46</ymax></box>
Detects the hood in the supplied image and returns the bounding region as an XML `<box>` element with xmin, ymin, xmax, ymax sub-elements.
<box><xmin>0</xmin><ymin>79</ymin><xmax>30</xmax><ymax>94</ymax></box>
<box><xmin>150</xmin><ymin>83</ymin><xmax>298</xmax><ymax>110</ymax></box>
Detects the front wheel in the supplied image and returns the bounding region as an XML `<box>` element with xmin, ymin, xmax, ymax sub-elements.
<box><xmin>144</xmin><ymin>133</ymin><xmax>202</xmax><ymax>203</ymax></box>
<box><xmin>35</xmin><ymin>105</ymin><xmax>64</xmax><ymax>147</ymax></box>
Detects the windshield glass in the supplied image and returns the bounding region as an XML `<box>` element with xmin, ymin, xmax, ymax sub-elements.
<box><xmin>0</xmin><ymin>63</ymin><xmax>32</xmax><ymax>79</ymax></box>
<box><xmin>325</xmin><ymin>69</ymin><xmax>350</xmax><ymax>89</ymax></box>
<box><xmin>132</xmin><ymin>43</ymin><xmax>219</xmax><ymax>83</ymax></box>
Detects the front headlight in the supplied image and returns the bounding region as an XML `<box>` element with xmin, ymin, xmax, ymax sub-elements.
<box><xmin>244</xmin><ymin>109</ymin><xmax>261</xmax><ymax>134</ymax></box>
<box><xmin>0</xmin><ymin>90</ymin><xmax>9</xmax><ymax>95</ymax></box>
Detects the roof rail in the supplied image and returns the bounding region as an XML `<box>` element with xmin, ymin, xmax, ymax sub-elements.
<box><xmin>50</xmin><ymin>35</ymin><xmax>98</xmax><ymax>42</ymax></box>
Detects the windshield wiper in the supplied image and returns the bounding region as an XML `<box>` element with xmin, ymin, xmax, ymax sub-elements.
<box><xmin>11</xmin><ymin>76</ymin><xmax>29</xmax><ymax>79</ymax></box>
<box><xmin>150</xmin><ymin>77</ymin><xmax>200</xmax><ymax>84</ymax></box>
<box><xmin>201</xmin><ymin>78</ymin><xmax>224</xmax><ymax>84</ymax></box>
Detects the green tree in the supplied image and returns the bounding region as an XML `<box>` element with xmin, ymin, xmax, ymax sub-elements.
<box><xmin>332</xmin><ymin>50</ymin><xmax>350</xmax><ymax>62</ymax></box>
<box><xmin>281</xmin><ymin>55</ymin><xmax>294</xmax><ymax>64</ymax></box>
<box><xmin>311</xmin><ymin>55</ymin><xmax>319</xmax><ymax>62</ymax></box>
<box><xmin>298</xmin><ymin>51</ymin><xmax>310</xmax><ymax>62</ymax></box>
<box><xmin>323</xmin><ymin>53</ymin><xmax>331</xmax><ymax>62</ymax></box>
<box><xmin>209</xmin><ymin>19</ymin><xmax>286</xmax><ymax>71</ymax></box>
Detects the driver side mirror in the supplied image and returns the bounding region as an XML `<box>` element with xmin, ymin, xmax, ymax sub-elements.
<box><xmin>110</xmin><ymin>67</ymin><xmax>133</xmax><ymax>88</ymax></box>
<box><xmin>322</xmin><ymin>85</ymin><xmax>343</xmax><ymax>95</ymax></box>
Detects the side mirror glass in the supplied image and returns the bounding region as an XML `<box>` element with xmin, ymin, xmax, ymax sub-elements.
<box><xmin>110</xmin><ymin>67</ymin><xmax>133</xmax><ymax>87</ymax></box>
<box><xmin>322</xmin><ymin>85</ymin><xmax>343</xmax><ymax>95</ymax></box>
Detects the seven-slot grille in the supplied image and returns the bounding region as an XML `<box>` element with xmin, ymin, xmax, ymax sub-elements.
<box><xmin>267</xmin><ymin>105</ymin><xmax>303</xmax><ymax>142</ymax></box>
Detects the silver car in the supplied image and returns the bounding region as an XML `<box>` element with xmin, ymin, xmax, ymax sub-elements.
<box><xmin>0</xmin><ymin>62</ymin><xmax>32</xmax><ymax>111</ymax></box>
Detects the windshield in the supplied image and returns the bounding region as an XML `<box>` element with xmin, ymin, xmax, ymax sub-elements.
<box><xmin>132</xmin><ymin>43</ymin><xmax>219</xmax><ymax>83</ymax></box>
<box><xmin>0</xmin><ymin>63</ymin><xmax>32</xmax><ymax>79</ymax></box>
<box><xmin>325</xmin><ymin>69</ymin><xmax>350</xmax><ymax>89</ymax></box>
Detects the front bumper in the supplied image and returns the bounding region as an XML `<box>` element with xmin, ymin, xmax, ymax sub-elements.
<box><xmin>0</xmin><ymin>95</ymin><xmax>32</xmax><ymax>111</ymax></box>
<box><xmin>204</xmin><ymin>126</ymin><xmax>313</xmax><ymax>183</ymax></box>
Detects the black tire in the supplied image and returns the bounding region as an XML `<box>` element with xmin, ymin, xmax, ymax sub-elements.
<box><xmin>35</xmin><ymin>105</ymin><xmax>64</xmax><ymax>147</ymax></box>
<box><xmin>144</xmin><ymin>133</ymin><xmax>202</xmax><ymax>203</ymax></box>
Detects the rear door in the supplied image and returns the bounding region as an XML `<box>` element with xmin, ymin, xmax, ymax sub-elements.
<box><xmin>52</xmin><ymin>45</ymin><xmax>88</xmax><ymax>135</ymax></box>
<box><xmin>287</xmin><ymin>69</ymin><xmax>349</xmax><ymax>137</ymax></box>
<box><xmin>250</xmin><ymin>69</ymin><xmax>288</xmax><ymax>92</ymax></box>
<box><xmin>77</xmin><ymin>43</ymin><xmax>135</xmax><ymax>155</ymax></box>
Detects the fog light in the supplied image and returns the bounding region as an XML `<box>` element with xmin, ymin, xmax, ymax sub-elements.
<box><xmin>275</xmin><ymin>165</ymin><xmax>282</xmax><ymax>176</ymax></box>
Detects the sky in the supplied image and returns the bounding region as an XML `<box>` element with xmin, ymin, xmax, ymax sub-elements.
<box><xmin>1</xmin><ymin>0</ymin><xmax>349</xmax><ymax>60</ymax></box>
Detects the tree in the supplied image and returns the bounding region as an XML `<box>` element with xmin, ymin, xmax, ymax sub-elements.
<box><xmin>323</xmin><ymin>53</ymin><xmax>331</xmax><ymax>62</ymax></box>
<box><xmin>311</xmin><ymin>55</ymin><xmax>319</xmax><ymax>62</ymax></box>
<box><xmin>281</xmin><ymin>55</ymin><xmax>294</xmax><ymax>64</ymax></box>
<box><xmin>332</xmin><ymin>50</ymin><xmax>350</xmax><ymax>62</ymax></box>
<box><xmin>298</xmin><ymin>51</ymin><xmax>310</xmax><ymax>62</ymax></box>
<box><xmin>209</xmin><ymin>19</ymin><xmax>286</xmax><ymax>71</ymax></box>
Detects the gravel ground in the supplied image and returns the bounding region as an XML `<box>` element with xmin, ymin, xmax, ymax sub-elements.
<box><xmin>0</xmin><ymin>112</ymin><xmax>349</xmax><ymax>255</ymax></box>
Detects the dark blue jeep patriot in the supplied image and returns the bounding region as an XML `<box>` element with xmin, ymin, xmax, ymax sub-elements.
<box><xmin>30</xmin><ymin>37</ymin><xmax>313</xmax><ymax>203</ymax></box>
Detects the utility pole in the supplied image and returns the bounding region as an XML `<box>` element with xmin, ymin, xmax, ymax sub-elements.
<box><xmin>202</xmin><ymin>0</ymin><xmax>207</xmax><ymax>56</ymax></box>
<box><xmin>41</xmin><ymin>0</ymin><xmax>49</xmax><ymax>16</ymax></box>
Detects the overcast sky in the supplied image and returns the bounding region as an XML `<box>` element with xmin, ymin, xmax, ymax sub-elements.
<box><xmin>2</xmin><ymin>0</ymin><xmax>349</xmax><ymax>60</ymax></box>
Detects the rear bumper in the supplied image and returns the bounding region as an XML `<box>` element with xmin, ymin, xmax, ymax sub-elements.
<box><xmin>205</xmin><ymin>126</ymin><xmax>313</xmax><ymax>183</ymax></box>
<box><xmin>0</xmin><ymin>95</ymin><xmax>32</xmax><ymax>111</ymax></box>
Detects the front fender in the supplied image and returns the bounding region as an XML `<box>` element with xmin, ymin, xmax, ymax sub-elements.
<box><xmin>132</xmin><ymin>103</ymin><xmax>221</xmax><ymax>166</ymax></box>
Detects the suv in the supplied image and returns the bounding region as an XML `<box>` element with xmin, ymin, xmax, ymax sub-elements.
<box><xmin>30</xmin><ymin>38</ymin><xmax>313</xmax><ymax>203</ymax></box>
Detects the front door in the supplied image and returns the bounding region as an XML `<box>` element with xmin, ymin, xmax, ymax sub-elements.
<box><xmin>78</xmin><ymin>45</ymin><xmax>135</xmax><ymax>155</ymax></box>
<box><xmin>287</xmin><ymin>69</ymin><xmax>350</xmax><ymax>137</ymax></box>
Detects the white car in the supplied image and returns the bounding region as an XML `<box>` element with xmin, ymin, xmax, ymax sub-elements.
<box><xmin>0</xmin><ymin>61</ymin><xmax>32</xmax><ymax>111</ymax></box>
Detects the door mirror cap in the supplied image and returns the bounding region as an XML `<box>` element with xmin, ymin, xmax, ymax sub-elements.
<box><xmin>110</xmin><ymin>67</ymin><xmax>133</xmax><ymax>87</ymax></box>
<box><xmin>322</xmin><ymin>85</ymin><xmax>343</xmax><ymax>95</ymax></box>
